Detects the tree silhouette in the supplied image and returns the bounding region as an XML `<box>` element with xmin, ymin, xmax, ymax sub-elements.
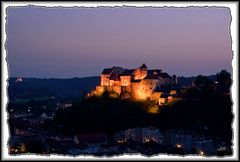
<box><xmin>216</xmin><ymin>70</ymin><xmax>231</xmax><ymax>93</ymax></box>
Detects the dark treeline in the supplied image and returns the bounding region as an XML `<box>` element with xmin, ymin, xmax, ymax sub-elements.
<box><xmin>8</xmin><ymin>76</ymin><xmax>100</xmax><ymax>99</ymax></box>
<box><xmin>46</xmin><ymin>70</ymin><xmax>232</xmax><ymax>144</ymax></box>
<box><xmin>8</xmin><ymin>73</ymin><xmax>223</xmax><ymax>101</ymax></box>
<box><xmin>53</xmin><ymin>95</ymin><xmax>152</xmax><ymax>135</ymax></box>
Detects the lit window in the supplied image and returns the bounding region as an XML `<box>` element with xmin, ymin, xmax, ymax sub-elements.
<box><xmin>176</xmin><ymin>144</ymin><xmax>182</xmax><ymax>148</ymax></box>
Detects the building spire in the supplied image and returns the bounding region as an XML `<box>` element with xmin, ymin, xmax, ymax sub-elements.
<box><xmin>140</xmin><ymin>63</ymin><xmax>147</xmax><ymax>69</ymax></box>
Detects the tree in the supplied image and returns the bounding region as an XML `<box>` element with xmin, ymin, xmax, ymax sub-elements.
<box><xmin>216</xmin><ymin>70</ymin><xmax>231</xmax><ymax>93</ymax></box>
<box><xmin>26</xmin><ymin>140</ymin><xmax>44</xmax><ymax>153</ymax></box>
<box><xmin>194</xmin><ymin>75</ymin><xmax>216</xmax><ymax>98</ymax></box>
<box><xmin>194</xmin><ymin>75</ymin><xmax>214</xmax><ymax>88</ymax></box>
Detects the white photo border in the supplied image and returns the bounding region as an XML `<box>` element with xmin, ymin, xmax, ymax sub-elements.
<box><xmin>1</xmin><ymin>1</ymin><xmax>239</xmax><ymax>161</ymax></box>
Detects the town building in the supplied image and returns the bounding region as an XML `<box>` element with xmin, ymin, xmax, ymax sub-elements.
<box><xmin>114</xmin><ymin>127</ymin><xmax>166</xmax><ymax>144</ymax></box>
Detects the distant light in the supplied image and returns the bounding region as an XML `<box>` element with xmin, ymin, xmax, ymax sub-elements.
<box><xmin>218</xmin><ymin>146</ymin><xmax>227</xmax><ymax>151</ymax></box>
<box><xmin>10</xmin><ymin>147</ymin><xmax>15</xmax><ymax>152</ymax></box>
<box><xmin>199</xmin><ymin>150</ymin><xmax>204</xmax><ymax>156</ymax></box>
<box><xmin>176</xmin><ymin>144</ymin><xmax>182</xmax><ymax>148</ymax></box>
<box><xmin>16</xmin><ymin>77</ymin><xmax>23</xmax><ymax>82</ymax></box>
<box><xmin>117</xmin><ymin>140</ymin><xmax>125</xmax><ymax>144</ymax></box>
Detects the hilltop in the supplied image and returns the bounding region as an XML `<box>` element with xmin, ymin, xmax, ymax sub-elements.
<box><xmin>7</xmin><ymin>75</ymin><xmax>217</xmax><ymax>102</ymax></box>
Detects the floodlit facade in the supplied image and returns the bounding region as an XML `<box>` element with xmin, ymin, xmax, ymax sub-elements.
<box><xmin>92</xmin><ymin>63</ymin><xmax>177</xmax><ymax>103</ymax></box>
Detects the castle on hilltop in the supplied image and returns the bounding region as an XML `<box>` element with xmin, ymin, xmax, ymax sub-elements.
<box><xmin>90</xmin><ymin>63</ymin><xmax>178</xmax><ymax>105</ymax></box>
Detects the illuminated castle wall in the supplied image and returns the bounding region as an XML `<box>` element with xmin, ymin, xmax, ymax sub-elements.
<box><xmin>92</xmin><ymin>64</ymin><xmax>177</xmax><ymax>102</ymax></box>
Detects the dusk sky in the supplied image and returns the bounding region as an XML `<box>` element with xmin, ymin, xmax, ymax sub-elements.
<box><xmin>6</xmin><ymin>6</ymin><xmax>232</xmax><ymax>78</ymax></box>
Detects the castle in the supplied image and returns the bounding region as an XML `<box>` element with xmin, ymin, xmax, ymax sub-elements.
<box><xmin>90</xmin><ymin>64</ymin><xmax>178</xmax><ymax>105</ymax></box>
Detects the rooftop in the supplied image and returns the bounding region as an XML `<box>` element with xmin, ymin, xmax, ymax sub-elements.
<box><xmin>120</xmin><ymin>69</ymin><xmax>134</xmax><ymax>76</ymax></box>
<box><xmin>145</xmin><ymin>74</ymin><xmax>159</xmax><ymax>80</ymax></box>
<box><xmin>140</xmin><ymin>63</ymin><xmax>147</xmax><ymax>69</ymax></box>
<box><xmin>101</xmin><ymin>68</ymin><xmax>113</xmax><ymax>75</ymax></box>
<box><xmin>159</xmin><ymin>72</ymin><xmax>171</xmax><ymax>78</ymax></box>
<box><xmin>109</xmin><ymin>73</ymin><xmax>120</xmax><ymax>81</ymax></box>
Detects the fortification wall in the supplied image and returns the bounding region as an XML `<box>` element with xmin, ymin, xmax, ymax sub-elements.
<box><xmin>106</xmin><ymin>86</ymin><xmax>121</xmax><ymax>95</ymax></box>
<box><xmin>96</xmin><ymin>86</ymin><xmax>105</xmax><ymax>96</ymax></box>
<box><xmin>120</xmin><ymin>76</ymin><xmax>131</xmax><ymax>86</ymax></box>
<box><xmin>133</xmin><ymin>68</ymin><xmax>147</xmax><ymax>80</ymax></box>
<box><xmin>121</xmin><ymin>86</ymin><xmax>131</xmax><ymax>93</ymax></box>
<box><xmin>100</xmin><ymin>74</ymin><xmax>110</xmax><ymax>86</ymax></box>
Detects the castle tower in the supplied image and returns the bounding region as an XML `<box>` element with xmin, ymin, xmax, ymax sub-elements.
<box><xmin>134</xmin><ymin>63</ymin><xmax>148</xmax><ymax>80</ymax></box>
<box><xmin>140</xmin><ymin>63</ymin><xmax>147</xmax><ymax>69</ymax></box>
<box><xmin>100</xmin><ymin>68</ymin><xmax>113</xmax><ymax>86</ymax></box>
<box><xmin>140</xmin><ymin>63</ymin><xmax>148</xmax><ymax>79</ymax></box>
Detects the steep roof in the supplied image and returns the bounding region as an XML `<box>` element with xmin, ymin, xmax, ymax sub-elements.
<box><xmin>101</xmin><ymin>68</ymin><xmax>113</xmax><ymax>75</ymax></box>
<box><xmin>148</xmin><ymin>70</ymin><xmax>162</xmax><ymax>75</ymax></box>
<box><xmin>146</xmin><ymin>69</ymin><xmax>171</xmax><ymax>79</ymax></box>
<box><xmin>144</xmin><ymin>74</ymin><xmax>159</xmax><ymax>80</ymax></box>
<box><xmin>109</xmin><ymin>73</ymin><xmax>120</xmax><ymax>81</ymax></box>
<box><xmin>120</xmin><ymin>69</ymin><xmax>134</xmax><ymax>76</ymax></box>
<box><xmin>140</xmin><ymin>63</ymin><xmax>147</xmax><ymax>69</ymax></box>
<box><xmin>159</xmin><ymin>72</ymin><xmax>171</xmax><ymax>78</ymax></box>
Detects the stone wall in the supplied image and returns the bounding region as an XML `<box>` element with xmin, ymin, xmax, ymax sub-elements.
<box><xmin>120</xmin><ymin>76</ymin><xmax>131</xmax><ymax>86</ymax></box>
<box><xmin>134</xmin><ymin>68</ymin><xmax>147</xmax><ymax>80</ymax></box>
<box><xmin>130</xmin><ymin>79</ymin><xmax>157</xmax><ymax>100</ymax></box>
<box><xmin>96</xmin><ymin>86</ymin><xmax>105</xmax><ymax>96</ymax></box>
<box><xmin>100</xmin><ymin>74</ymin><xmax>110</xmax><ymax>86</ymax></box>
<box><xmin>106</xmin><ymin>86</ymin><xmax>121</xmax><ymax>95</ymax></box>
